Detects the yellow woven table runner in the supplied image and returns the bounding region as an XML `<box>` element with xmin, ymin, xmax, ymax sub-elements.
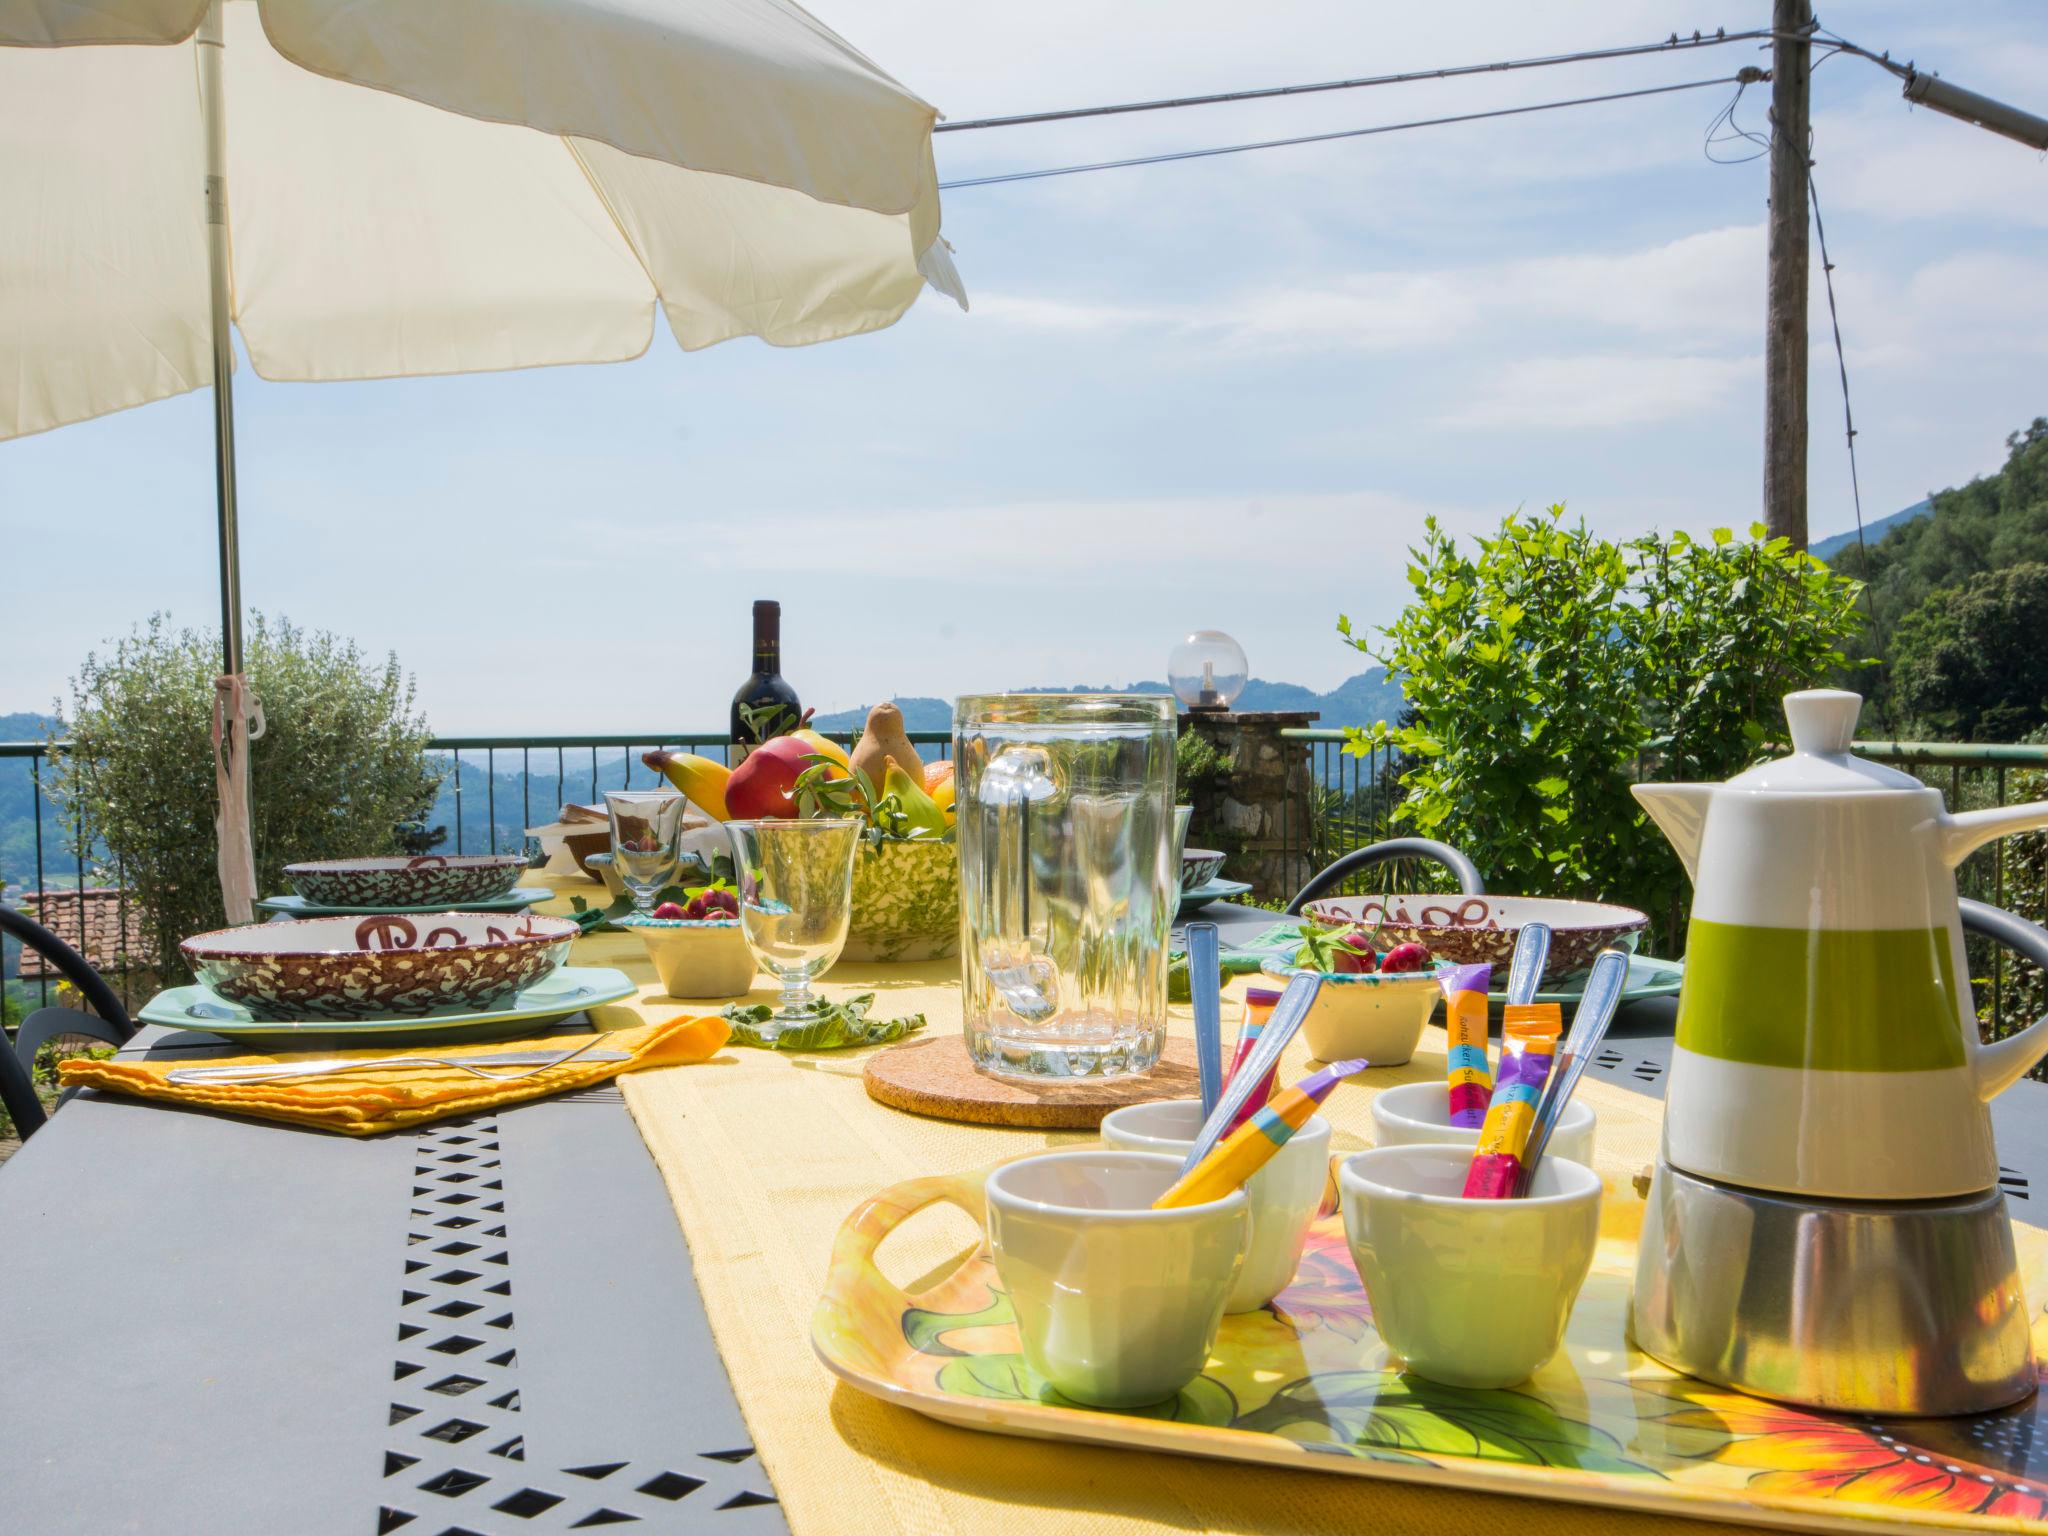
<box><xmin>535</xmin><ymin>879</ymin><xmax>1717</xmax><ymax>1536</ymax></box>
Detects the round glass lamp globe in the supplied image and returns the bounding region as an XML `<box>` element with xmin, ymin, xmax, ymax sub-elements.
<box><xmin>1169</xmin><ymin>631</ymin><xmax>1248</xmax><ymax>710</ymax></box>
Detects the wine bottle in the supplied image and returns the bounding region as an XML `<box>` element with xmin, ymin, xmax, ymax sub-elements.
<box><xmin>730</xmin><ymin>599</ymin><xmax>800</xmax><ymax>755</ymax></box>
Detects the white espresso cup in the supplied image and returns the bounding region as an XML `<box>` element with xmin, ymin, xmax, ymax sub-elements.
<box><xmin>985</xmin><ymin>1149</ymin><xmax>1247</xmax><ymax>1408</ymax></box>
<box><xmin>1371</xmin><ymin>1080</ymin><xmax>1596</xmax><ymax>1167</ymax></box>
<box><xmin>1101</xmin><ymin>1098</ymin><xmax>1330</xmax><ymax>1313</ymax></box>
<box><xmin>1338</xmin><ymin>1144</ymin><xmax>1601</xmax><ymax>1389</ymax></box>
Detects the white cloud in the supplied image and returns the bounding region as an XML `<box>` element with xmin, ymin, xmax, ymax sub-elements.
<box><xmin>977</xmin><ymin>223</ymin><xmax>1766</xmax><ymax>354</ymax></box>
<box><xmin>1439</xmin><ymin>353</ymin><xmax>1758</xmax><ymax>429</ymax></box>
<box><xmin>969</xmin><ymin>294</ymin><xmax>1167</xmax><ymax>332</ymax></box>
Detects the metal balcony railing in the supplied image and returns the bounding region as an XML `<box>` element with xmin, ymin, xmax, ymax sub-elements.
<box><xmin>0</xmin><ymin>731</ymin><xmax>952</xmax><ymax>1009</ymax></box>
<box><xmin>6</xmin><ymin>728</ymin><xmax>2046</xmax><ymax>1024</ymax></box>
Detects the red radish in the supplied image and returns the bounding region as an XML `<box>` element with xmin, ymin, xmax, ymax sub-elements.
<box><xmin>1378</xmin><ymin>941</ymin><xmax>1433</xmax><ymax>974</ymax></box>
<box><xmin>1329</xmin><ymin>933</ymin><xmax>1379</xmax><ymax>974</ymax></box>
<box><xmin>651</xmin><ymin>901</ymin><xmax>687</xmax><ymax>920</ymax></box>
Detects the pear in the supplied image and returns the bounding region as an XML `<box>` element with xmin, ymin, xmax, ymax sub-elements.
<box><xmin>851</xmin><ymin>702</ymin><xmax>922</xmax><ymax>786</ymax></box>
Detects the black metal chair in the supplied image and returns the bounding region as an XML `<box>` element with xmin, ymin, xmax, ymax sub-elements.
<box><xmin>1</xmin><ymin>904</ymin><xmax>136</xmax><ymax>1142</ymax></box>
<box><xmin>1284</xmin><ymin>836</ymin><xmax>1485</xmax><ymax>915</ymax></box>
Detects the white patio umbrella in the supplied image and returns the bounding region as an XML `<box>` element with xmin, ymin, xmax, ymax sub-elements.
<box><xmin>0</xmin><ymin>0</ymin><xmax>964</xmax><ymax>922</ymax></box>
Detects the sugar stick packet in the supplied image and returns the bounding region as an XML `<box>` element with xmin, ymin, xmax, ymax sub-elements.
<box><xmin>1439</xmin><ymin>963</ymin><xmax>1494</xmax><ymax>1127</ymax></box>
<box><xmin>1155</xmin><ymin>1058</ymin><xmax>1369</xmax><ymax>1209</ymax></box>
<box><xmin>1461</xmin><ymin>1003</ymin><xmax>1563</xmax><ymax>1199</ymax></box>
<box><xmin>1220</xmin><ymin>987</ymin><xmax>1282</xmax><ymax>1135</ymax></box>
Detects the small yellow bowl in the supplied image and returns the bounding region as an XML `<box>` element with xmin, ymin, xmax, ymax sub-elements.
<box><xmin>1259</xmin><ymin>956</ymin><xmax>1448</xmax><ymax>1066</ymax></box>
<box><xmin>617</xmin><ymin>914</ymin><xmax>756</xmax><ymax>1000</ymax></box>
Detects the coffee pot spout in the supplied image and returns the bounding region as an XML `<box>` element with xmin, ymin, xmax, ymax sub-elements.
<box><xmin>1631</xmin><ymin>783</ymin><xmax>1714</xmax><ymax>882</ymax></box>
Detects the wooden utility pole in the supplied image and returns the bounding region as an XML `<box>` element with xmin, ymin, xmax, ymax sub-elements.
<box><xmin>1763</xmin><ymin>0</ymin><xmax>1812</xmax><ymax>549</ymax></box>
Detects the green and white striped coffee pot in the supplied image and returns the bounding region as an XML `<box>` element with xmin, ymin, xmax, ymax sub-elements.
<box><xmin>1634</xmin><ymin>690</ymin><xmax>2048</xmax><ymax>1201</ymax></box>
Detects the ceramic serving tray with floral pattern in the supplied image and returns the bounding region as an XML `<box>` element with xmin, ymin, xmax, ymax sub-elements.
<box><xmin>814</xmin><ymin>1167</ymin><xmax>2048</xmax><ymax>1534</ymax></box>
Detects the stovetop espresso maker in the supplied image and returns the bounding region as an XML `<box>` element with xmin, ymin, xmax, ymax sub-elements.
<box><xmin>1630</xmin><ymin>690</ymin><xmax>2048</xmax><ymax>1415</ymax></box>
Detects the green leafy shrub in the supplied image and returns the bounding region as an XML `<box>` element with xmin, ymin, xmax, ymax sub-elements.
<box><xmin>1342</xmin><ymin>507</ymin><xmax>1867</xmax><ymax>946</ymax></box>
<box><xmin>51</xmin><ymin>615</ymin><xmax>441</xmax><ymax>982</ymax></box>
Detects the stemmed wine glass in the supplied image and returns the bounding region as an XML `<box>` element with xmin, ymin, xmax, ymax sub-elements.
<box><xmin>723</xmin><ymin>818</ymin><xmax>861</xmax><ymax>1037</ymax></box>
<box><xmin>604</xmin><ymin>790</ymin><xmax>689</xmax><ymax>911</ymax></box>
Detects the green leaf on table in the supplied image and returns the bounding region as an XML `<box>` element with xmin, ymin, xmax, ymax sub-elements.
<box><xmin>1126</xmin><ymin>1374</ymin><xmax>1238</xmax><ymax>1426</ymax></box>
<box><xmin>936</xmin><ymin>1353</ymin><xmax>1037</xmax><ymax>1401</ymax></box>
<box><xmin>721</xmin><ymin>993</ymin><xmax>926</xmax><ymax>1051</ymax></box>
<box><xmin>1234</xmin><ymin>1370</ymin><xmax>1654</xmax><ymax>1475</ymax></box>
<box><xmin>904</xmin><ymin>1291</ymin><xmax>1015</xmax><ymax>1357</ymax></box>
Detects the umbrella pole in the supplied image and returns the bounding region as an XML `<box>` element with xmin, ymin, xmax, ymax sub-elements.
<box><xmin>198</xmin><ymin>0</ymin><xmax>258</xmax><ymax>924</ymax></box>
<box><xmin>199</xmin><ymin>0</ymin><xmax>241</xmax><ymax>678</ymax></box>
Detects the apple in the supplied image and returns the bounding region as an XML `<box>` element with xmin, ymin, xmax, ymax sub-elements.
<box><xmin>1378</xmin><ymin>941</ymin><xmax>1433</xmax><ymax>974</ymax></box>
<box><xmin>724</xmin><ymin>735</ymin><xmax>811</xmax><ymax>819</ymax></box>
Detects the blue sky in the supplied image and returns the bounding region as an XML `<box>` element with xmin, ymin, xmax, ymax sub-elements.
<box><xmin>5</xmin><ymin>0</ymin><xmax>2045</xmax><ymax>733</ymax></box>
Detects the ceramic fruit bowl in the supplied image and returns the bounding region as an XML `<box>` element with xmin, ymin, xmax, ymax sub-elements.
<box><xmin>1260</xmin><ymin>955</ymin><xmax>1450</xmax><ymax>1066</ymax></box>
<box><xmin>843</xmin><ymin>838</ymin><xmax>959</xmax><ymax>963</ymax></box>
<box><xmin>182</xmin><ymin>912</ymin><xmax>578</xmax><ymax>1020</ymax></box>
<box><xmin>615</xmin><ymin>913</ymin><xmax>756</xmax><ymax>1000</ymax></box>
<box><xmin>1180</xmin><ymin>848</ymin><xmax>1226</xmax><ymax>892</ymax></box>
<box><xmin>284</xmin><ymin>854</ymin><xmax>528</xmax><ymax>909</ymax></box>
<box><xmin>583</xmin><ymin>851</ymin><xmax>628</xmax><ymax>898</ymax></box>
<box><xmin>1300</xmin><ymin>894</ymin><xmax>1646</xmax><ymax>987</ymax></box>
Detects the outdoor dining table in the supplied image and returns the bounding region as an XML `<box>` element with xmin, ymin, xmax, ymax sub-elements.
<box><xmin>7</xmin><ymin>879</ymin><xmax>2048</xmax><ymax>1535</ymax></box>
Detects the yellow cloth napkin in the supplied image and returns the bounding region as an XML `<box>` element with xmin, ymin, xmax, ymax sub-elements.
<box><xmin>58</xmin><ymin>1005</ymin><xmax>730</xmax><ymax>1136</ymax></box>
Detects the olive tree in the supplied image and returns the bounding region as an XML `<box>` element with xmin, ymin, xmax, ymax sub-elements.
<box><xmin>52</xmin><ymin>615</ymin><xmax>441</xmax><ymax>981</ymax></box>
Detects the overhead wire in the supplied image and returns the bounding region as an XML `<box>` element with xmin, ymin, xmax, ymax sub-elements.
<box><xmin>939</xmin><ymin>75</ymin><xmax>1749</xmax><ymax>190</ymax></box>
<box><xmin>933</xmin><ymin>28</ymin><xmax>1771</xmax><ymax>133</ymax></box>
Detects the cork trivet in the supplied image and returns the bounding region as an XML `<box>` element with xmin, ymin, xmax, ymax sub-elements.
<box><xmin>863</xmin><ymin>1035</ymin><xmax>1202</xmax><ymax>1128</ymax></box>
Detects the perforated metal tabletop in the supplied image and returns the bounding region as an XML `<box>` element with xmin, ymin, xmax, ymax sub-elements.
<box><xmin>0</xmin><ymin>1024</ymin><xmax>787</xmax><ymax>1536</ymax></box>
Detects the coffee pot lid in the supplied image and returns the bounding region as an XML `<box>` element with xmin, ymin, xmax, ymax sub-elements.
<box><xmin>1723</xmin><ymin>691</ymin><xmax>1924</xmax><ymax>793</ymax></box>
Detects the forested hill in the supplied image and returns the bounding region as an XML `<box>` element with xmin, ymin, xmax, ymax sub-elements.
<box><xmin>1827</xmin><ymin>418</ymin><xmax>2048</xmax><ymax>741</ymax></box>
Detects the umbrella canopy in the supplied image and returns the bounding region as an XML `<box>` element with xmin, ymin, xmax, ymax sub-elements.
<box><xmin>1</xmin><ymin>0</ymin><xmax>964</xmax><ymax>922</ymax></box>
<box><xmin>0</xmin><ymin>0</ymin><xmax>963</xmax><ymax>439</ymax></box>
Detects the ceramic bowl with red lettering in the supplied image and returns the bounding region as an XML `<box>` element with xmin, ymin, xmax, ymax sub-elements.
<box><xmin>1300</xmin><ymin>894</ymin><xmax>1646</xmax><ymax>988</ymax></box>
<box><xmin>182</xmin><ymin>913</ymin><xmax>578</xmax><ymax>1019</ymax></box>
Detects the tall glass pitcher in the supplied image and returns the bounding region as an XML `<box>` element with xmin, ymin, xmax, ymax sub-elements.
<box><xmin>954</xmin><ymin>694</ymin><xmax>1177</xmax><ymax>1079</ymax></box>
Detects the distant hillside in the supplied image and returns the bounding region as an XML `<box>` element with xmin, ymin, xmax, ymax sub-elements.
<box><xmin>1827</xmin><ymin>420</ymin><xmax>2047</xmax><ymax>626</ymax></box>
<box><xmin>810</xmin><ymin>670</ymin><xmax>1405</xmax><ymax>734</ymax></box>
<box><xmin>1810</xmin><ymin>500</ymin><xmax>1932</xmax><ymax>563</ymax></box>
<box><xmin>0</xmin><ymin>713</ymin><xmax>63</xmax><ymax>895</ymax></box>
<box><xmin>0</xmin><ymin>712</ymin><xmax>59</xmax><ymax>742</ymax></box>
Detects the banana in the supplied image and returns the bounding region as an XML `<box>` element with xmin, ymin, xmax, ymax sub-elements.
<box><xmin>642</xmin><ymin>749</ymin><xmax>732</xmax><ymax>821</ymax></box>
<box><xmin>883</xmin><ymin>754</ymin><xmax>950</xmax><ymax>838</ymax></box>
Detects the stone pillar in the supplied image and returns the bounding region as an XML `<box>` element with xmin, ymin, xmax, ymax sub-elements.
<box><xmin>1179</xmin><ymin>710</ymin><xmax>1319</xmax><ymax>906</ymax></box>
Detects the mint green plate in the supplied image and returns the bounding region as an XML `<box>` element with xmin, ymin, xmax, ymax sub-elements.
<box><xmin>1179</xmin><ymin>878</ymin><xmax>1254</xmax><ymax>918</ymax></box>
<box><xmin>136</xmin><ymin>965</ymin><xmax>636</xmax><ymax>1046</ymax></box>
<box><xmin>254</xmin><ymin>886</ymin><xmax>551</xmax><ymax>918</ymax></box>
<box><xmin>1506</xmin><ymin>954</ymin><xmax>1683</xmax><ymax>1006</ymax></box>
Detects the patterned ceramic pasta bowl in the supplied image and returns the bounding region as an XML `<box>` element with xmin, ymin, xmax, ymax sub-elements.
<box><xmin>284</xmin><ymin>854</ymin><xmax>530</xmax><ymax>909</ymax></box>
<box><xmin>181</xmin><ymin>912</ymin><xmax>578</xmax><ymax>1020</ymax></box>
<box><xmin>1180</xmin><ymin>848</ymin><xmax>1227</xmax><ymax>892</ymax></box>
<box><xmin>1301</xmin><ymin>894</ymin><xmax>1646</xmax><ymax>987</ymax></box>
<box><xmin>843</xmin><ymin>838</ymin><xmax>959</xmax><ymax>964</ymax></box>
